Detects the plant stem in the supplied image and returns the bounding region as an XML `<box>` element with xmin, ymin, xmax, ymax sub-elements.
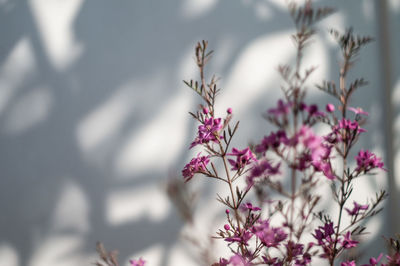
<box><xmin>220</xmin><ymin>142</ymin><xmax>245</xmax><ymax>255</ymax></box>
<box><xmin>331</xmin><ymin>60</ymin><xmax>350</xmax><ymax>266</ymax></box>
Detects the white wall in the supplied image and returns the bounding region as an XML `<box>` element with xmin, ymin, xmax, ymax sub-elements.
<box><xmin>0</xmin><ymin>0</ymin><xmax>397</xmax><ymax>265</ymax></box>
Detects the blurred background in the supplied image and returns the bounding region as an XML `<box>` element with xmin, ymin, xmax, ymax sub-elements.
<box><xmin>1</xmin><ymin>0</ymin><xmax>399</xmax><ymax>265</ymax></box>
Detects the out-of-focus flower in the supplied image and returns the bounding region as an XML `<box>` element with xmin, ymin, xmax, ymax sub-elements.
<box><xmin>361</xmin><ymin>253</ymin><xmax>382</xmax><ymax>266</ymax></box>
<box><xmin>130</xmin><ymin>257</ymin><xmax>146</xmax><ymax>266</ymax></box>
<box><xmin>348</xmin><ymin>106</ymin><xmax>369</xmax><ymax>116</ymax></box>
<box><xmin>345</xmin><ymin>201</ymin><xmax>369</xmax><ymax>216</ymax></box>
<box><xmin>326</xmin><ymin>103</ymin><xmax>335</xmax><ymax>112</ymax></box>
<box><xmin>252</xmin><ymin>219</ymin><xmax>287</xmax><ymax>248</ymax></box>
<box><xmin>341</xmin><ymin>261</ymin><xmax>356</xmax><ymax>266</ymax></box>
<box><xmin>268</xmin><ymin>99</ymin><xmax>292</xmax><ymax>117</ymax></box>
<box><xmin>255</xmin><ymin>130</ymin><xmax>287</xmax><ymax>154</ymax></box>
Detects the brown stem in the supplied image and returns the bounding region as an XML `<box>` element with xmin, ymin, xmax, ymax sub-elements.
<box><xmin>331</xmin><ymin>59</ymin><xmax>350</xmax><ymax>265</ymax></box>
<box><xmin>219</xmin><ymin>141</ymin><xmax>246</xmax><ymax>255</ymax></box>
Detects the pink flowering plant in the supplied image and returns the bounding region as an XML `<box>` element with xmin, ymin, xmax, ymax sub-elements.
<box><xmin>96</xmin><ymin>1</ymin><xmax>399</xmax><ymax>266</ymax></box>
<box><xmin>176</xmin><ymin>1</ymin><xmax>395</xmax><ymax>266</ymax></box>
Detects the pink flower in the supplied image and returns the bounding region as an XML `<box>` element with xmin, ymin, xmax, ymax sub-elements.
<box><xmin>312</xmin><ymin>161</ymin><xmax>335</xmax><ymax>180</ymax></box>
<box><xmin>298</xmin><ymin>126</ymin><xmax>325</xmax><ymax>159</ymax></box>
<box><xmin>229</xmin><ymin>254</ymin><xmax>250</xmax><ymax>266</ymax></box>
<box><xmin>301</xmin><ymin>103</ymin><xmax>326</xmax><ymax>117</ymax></box>
<box><xmin>297</xmin><ymin>126</ymin><xmax>335</xmax><ymax>179</ymax></box>
<box><xmin>336</xmin><ymin>118</ymin><xmax>366</xmax><ymax>133</ymax></box>
<box><xmin>227</xmin><ymin>147</ymin><xmax>256</xmax><ymax>171</ymax></box>
<box><xmin>262</xmin><ymin>256</ymin><xmax>279</xmax><ymax>265</ymax></box>
<box><xmin>268</xmin><ymin>99</ymin><xmax>292</xmax><ymax>117</ymax></box>
<box><xmin>313</xmin><ymin>222</ymin><xmax>336</xmax><ymax>258</ymax></box>
<box><xmin>218</xmin><ymin>258</ymin><xmax>229</xmax><ymax>266</ymax></box>
<box><xmin>361</xmin><ymin>253</ymin><xmax>382</xmax><ymax>266</ymax></box>
<box><xmin>225</xmin><ymin>230</ymin><xmax>252</xmax><ymax>246</ymax></box>
<box><xmin>224</xmin><ymin>224</ymin><xmax>230</xmax><ymax>230</ymax></box>
<box><xmin>255</xmin><ymin>130</ymin><xmax>287</xmax><ymax>154</ymax></box>
<box><xmin>341</xmin><ymin>231</ymin><xmax>358</xmax><ymax>249</ymax></box>
<box><xmin>341</xmin><ymin>261</ymin><xmax>356</xmax><ymax>266</ymax></box>
<box><xmin>386</xmin><ymin>252</ymin><xmax>400</xmax><ymax>265</ymax></box>
<box><xmin>326</xmin><ymin>103</ymin><xmax>335</xmax><ymax>112</ymax></box>
<box><xmin>348</xmin><ymin>106</ymin><xmax>369</xmax><ymax>116</ymax></box>
<box><xmin>355</xmin><ymin>149</ymin><xmax>385</xmax><ymax>173</ymax></box>
<box><xmin>330</xmin><ymin>119</ymin><xmax>366</xmax><ymax>146</ymax></box>
<box><xmin>313</xmin><ymin>222</ymin><xmax>334</xmax><ymax>244</ymax></box>
<box><xmin>130</xmin><ymin>258</ymin><xmax>146</xmax><ymax>266</ymax></box>
<box><xmin>227</xmin><ymin>107</ymin><xmax>233</xmax><ymax>114</ymax></box>
<box><xmin>285</xmin><ymin>241</ymin><xmax>304</xmax><ymax>257</ymax></box>
<box><xmin>345</xmin><ymin>201</ymin><xmax>369</xmax><ymax>216</ymax></box>
<box><xmin>252</xmin><ymin>220</ymin><xmax>287</xmax><ymax>248</ymax></box>
<box><xmin>247</xmin><ymin>159</ymin><xmax>281</xmax><ymax>186</ymax></box>
<box><xmin>182</xmin><ymin>153</ymin><xmax>210</xmax><ymax>182</ymax></box>
<box><xmin>241</xmin><ymin>202</ymin><xmax>261</xmax><ymax>212</ymax></box>
<box><xmin>190</xmin><ymin>117</ymin><xmax>222</xmax><ymax>148</ymax></box>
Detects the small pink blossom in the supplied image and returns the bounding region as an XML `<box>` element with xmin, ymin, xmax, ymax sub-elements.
<box><xmin>341</xmin><ymin>231</ymin><xmax>358</xmax><ymax>249</ymax></box>
<box><xmin>227</xmin><ymin>107</ymin><xmax>233</xmax><ymax>114</ymax></box>
<box><xmin>227</xmin><ymin>147</ymin><xmax>256</xmax><ymax>171</ymax></box>
<box><xmin>130</xmin><ymin>258</ymin><xmax>146</xmax><ymax>266</ymax></box>
<box><xmin>361</xmin><ymin>253</ymin><xmax>382</xmax><ymax>266</ymax></box>
<box><xmin>255</xmin><ymin>130</ymin><xmax>287</xmax><ymax>154</ymax></box>
<box><xmin>247</xmin><ymin>159</ymin><xmax>281</xmax><ymax>186</ymax></box>
<box><xmin>252</xmin><ymin>219</ymin><xmax>287</xmax><ymax>248</ymax></box>
<box><xmin>229</xmin><ymin>254</ymin><xmax>250</xmax><ymax>266</ymax></box>
<box><xmin>225</xmin><ymin>230</ymin><xmax>252</xmax><ymax>246</ymax></box>
<box><xmin>341</xmin><ymin>261</ymin><xmax>356</xmax><ymax>266</ymax></box>
<box><xmin>285</xmin><ymin>241</ymin><xmax>304</xmax><ymax>257</ymax></box>
<box><xmin>182</xmin><ymin>153</ymin><xmax>210</xmax><ymax>182</ymax></box>
<box><xmin>301</xmin><ymin>103</ymin><xmax>326</xmax><ymax>117</ymax></box>
<box><xmin>241</xmin><ymin>202</ymin><xmax>261</xmax><ymax>212</ymax></box>
<box><xmin>326</xmin><ymin>103</ymin><xmax>335</xmax><ymax>112</ymax></box>
<box><xmin>348</xmin><ymin>106</ymin><xmax>369</xmax><ymax>116</ymax></box>
<box><xmin>336</xmin><ymin>118</ymin><xmax>366</xmax><ymax>133</ymax></box>
<box><xmin>345</xmin><ymin>201</ymin><xmax>369</xmax><ymax>216</ymax></box>
<box><xmin>268</xmin><ymin>99</ymin><xmax>292</xmax><ymax>117</ymax></box>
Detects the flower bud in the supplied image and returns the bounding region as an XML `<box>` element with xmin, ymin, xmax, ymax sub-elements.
<box><xmin>326</xmin><ymin>103</ymin><xmax>335</xmax><ymax>112</ymax></box>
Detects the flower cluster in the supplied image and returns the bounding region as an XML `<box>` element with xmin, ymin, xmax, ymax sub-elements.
<box><xmin>190</xmin><ymin>117</ymin><xmax>222</xmax><ymax>148</ymax></box>
<box><xmin>355</xmin><ymin>149</ymin><xmax>385</xmax><ymax>174</ymax></box>
<box><xmin>182</xmin><ymin>153</ymin><xmax>210</xmax><ymax>182</ymax></box>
